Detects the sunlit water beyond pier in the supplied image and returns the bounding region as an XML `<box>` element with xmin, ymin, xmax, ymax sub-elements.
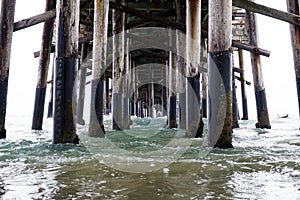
<box><xmin>0</xmin><ymin>115</ymin><xmax>300</xmax><ymax>199</ymax></box>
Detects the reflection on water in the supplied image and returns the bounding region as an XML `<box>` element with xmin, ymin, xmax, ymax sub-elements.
<box><xmin>0</xmin><ymin>115</ymin><xmax>300</xmax><ymax>199</ymax></box>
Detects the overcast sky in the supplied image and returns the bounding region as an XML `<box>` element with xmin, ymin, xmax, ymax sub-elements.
<box><xmin>5</xmin><ymin>0</ymin><xmax>298</xmax><ymax>121</ymax></box>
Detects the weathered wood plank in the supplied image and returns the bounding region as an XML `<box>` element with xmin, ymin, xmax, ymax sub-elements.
<box><xmin>126</xmin><ymin>9</ymin><xmax>175</xmax><ymax>29</ymax></box>
<box><xmin>14</xmin><ymin>9</ymin><xmax>56</xmax><ymax>32</ymax></box>
<box><xmin>109</xmin><ymin>1</ymin><xmax>185</xmax><ymax>31</ymax></box>
<box><xmin>232</xmin><ymin>40</ymin><xmax>270</xmax><ymax>57</ymax></box>
<box><xmin>233</xmin><ymin>0</ymin><xmax>300</xmax><ymax>26</ymax></box>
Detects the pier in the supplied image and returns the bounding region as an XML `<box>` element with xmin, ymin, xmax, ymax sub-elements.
<box><xmin>0</xmin><ymin>0</ymin><xmax>300</xmax><ymax>148</ymax></box>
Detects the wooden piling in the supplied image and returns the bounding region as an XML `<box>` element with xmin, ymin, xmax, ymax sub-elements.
<box><xmin>287</xmin><ymin>0</ymin><xmax>300</xmax><ymax>127</ymax></box>
<box><xmin>176</xmin><ymin>0</ymin><xmax>186</xmax><ymax>129</ymax></box>
<box><xmin>238</xmin><ymin>48</ymin><xmax>249</xmax><ymax>120</ymax></box>
<box><xmin>151</xmin><ymin>83</ymin><xmax>155</xmax><ymax>118</ymax></box>
<box><xmin>185</xmin><ymin>0</ymin><xmax>203</xmax><ymax>137</ymax></box>
<box><xmin>0</xmin><ymin>0</ymin><xmax>16</xmax><ymax>139</ymax></box>
<box><xmin>208</xmin><ymin>0</ymin><xmax>233</xmax><ymax>148</ymax></box>
<box><xmin>88</xmin><ymin>0</ymin><xmax>109</xmax><ymax>137</ymax></box>
<box><xmin>201</xmin><ymin>45</ymin><xmax>208</xmax><ymax>118</ymax></box>
<box><xmin>105</xmin><ymin>77</ymin><xmax>110</xmax><ymax>115</ymax></box>
<box><xmin>47</xmin><ymin>62</ymin><xmax>54</xmax><ymax>118</ymax></box>
<box><xmin>245</xmin><ymin>8</ymin><xmax>271</xmax><ymax>129</ymax></box>
<box><xmin>122</xmin><ymin>36</ymin><xmax>130</xmax><ymax>129</ymax></box>
<box><xmin>32</xmin><ymin>0</ymin><xmax>56</xmax><ymax>130</ymax></box>
<box><xmin>232</xmin><ymin>72</ymin><xmax>240</xmax><ymax>128</ymax></box>
<box><xmin>53</xmin><ymin>0</ymin><xmax>80</xmax><ymax>143</ymax></box>
<box><xmin>168</xmin><ymin>50</ymin><xmax>177</xmax><ymax>128</ymax></box>
<box><xmin>77</xmin><ymin>42</ymin><xmax>89</xmax><ymax>125</ymax></box>
<box><xmin>201</xmin><ymin>73</ymin><xmax>208</xmax><ymax>118</ymax></box>
<box><xmin>112</xmin><ymin>0</ymin><xmax>125</xmax><ymax>130</ymax></box>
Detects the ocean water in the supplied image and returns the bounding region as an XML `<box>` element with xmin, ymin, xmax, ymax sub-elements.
<box><xmin>0</xmin><ymin>115</ymin><xmax>300</xmax><ymax>199</ymax></box>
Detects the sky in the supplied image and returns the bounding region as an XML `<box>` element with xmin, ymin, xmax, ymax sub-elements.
<box><xmin>5</xmin><ymin>0</ymin><xmax>299</xmax><ymax>121</ymax></box>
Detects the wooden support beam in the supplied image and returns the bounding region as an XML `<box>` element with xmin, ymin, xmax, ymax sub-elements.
<box><xmin>32</xmin><ymin>0</ymin><xmax>56</xmax><ymax>131</ymax></box>
<box><xmin>234</xmin><ymin>75</ymin><xmax>251</xmax><ymax>86</ymax></box>
<box><xmin>34</xmin><ymin>34</ymin><xmax>93</xmax><ymax>58</ymax></box>
<box><xmin>53</xmin><ymin>0</ymin><xmax>80</xmax><ymax>144</ymax></box>
<box><xmin>245</xmin><ymin>6</ymin><xmax>271</xmax><ymax>129</ymax></box>
<box><xmin>109</xmin><ymin>1</ymin><xmax>185</xmax><ymax>31</ymax></box>
<box><xmin>0</xmin><ymin>0</ymin><xmax>16</xmax><ymax>139</ymax></box>
<box><xmin>233</xmin><ymin>0</ymin><xmax>300</xmax><ymax>26</ymax></box>
<box><xmin>139</xmin><ymin>49</ymin><xmax>169</xmax><ymax>60</ymax></box>
<box><xmin>14</xmin><ymin>9</ymin><xmax>56</xmax><ymax>32</ymax></box>
<box><xmin>126</xmin><ymin>9</ymin><xmax>175</xmax><ymax>29</ymax></box>
<box><xmin>233</xmin><ymin>67</ymin><xmax>244</xmax><ymax>74</ymax></box>
<box><xmin>34</xmin><ymin>35</ymin><xmax>270</xmax><ymax>62</ymax></box>
<box><xmin>208</xmin><ymin>0</ymin><xmax>233</xmax><ymax>148</ymax></box>
<box><xmin>89</xmin><ymin>0</ymin><xmax>109</xmax><ymax>136</ymax></box>
<box><xmin>232</xmin><ymin>40</ymin><xmax>270</xmax><ymax>57</ymax></box>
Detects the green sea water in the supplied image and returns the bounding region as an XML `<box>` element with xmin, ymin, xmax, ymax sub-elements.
<box><xmin>0</xmin><ymin>115</ymin><xmax>300</xmax><ymax>199</ymax></box>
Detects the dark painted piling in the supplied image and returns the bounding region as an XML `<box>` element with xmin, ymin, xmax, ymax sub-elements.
<box><xmin>88</xmin><ymin>0</ymin><xmax>109</xmax><ymax>137</ymax></box>
<box><xmin>185</xmin><ymin>0</ymin><xmax>203</xmax><ymax>137</ymax></box>
<box><xmin>105</xmin><ymin>78</ymin><xmax>110</xmax><ymax>115</ymax></box>
<box><xmin>140</xmin><ymin>100</ymin><xmax>144</xmax><ymax>118</ymax></box>
<box><xmin>201</xmin><ymin>44</ymin><xmax>208</xmax><ymax>118</ymax></box>
<box><xmin>179</xmin><ymin>92</ymin><xmax>186</xmax><ymax>129</ymax></box>
<box><xmin>208</xmin><ymin>0</ymin><xmax>233</xmax><ymax>148</ymax></box>
<box><xmin>238</xmin><ymin>48</ymin><xmax>249</xmax><ymax>120</ymax></box>
<box><xmin>232</xmin><ymin>72</ymin><xmax>240</xmax><ymax>128</ymax></box>
<box><xmin>168</xmin><ymin>51</ymin><xmax>177</xmax><ymax>128</ymax></box>
<box><xmin>162</xmin><ymin>75</ymin><xmax>167</xmax><ymax>117</ymax></box>
<box><xmin>201</xmin><ymin>73</ymin><xmax>208</xmax><ymax>118</ymax></box>
<box><xmin>186</xmin><ymin>77</ymin><xmax>203</xmax><ymax>138</ymax></box>
<box><xmin>32</xmin><ymin>0</ymin><xmax>56</xmax><ymax>130</ymax></box>
<box><xmin>287</xmin><ymin>0</ymin><xmax>300</xmax><ymax>128</ymax></box>
<box><xmin>53</xmin><ymin>0</ymin><xmax>80</xmax><ymax>144</ymax></box>
<box><xmin>47</xmin><ymin>63</ymin><xmax>54</xmax><ymax>118</ymax></box>
<box><xmin>77</xmin><ymin>42</ymin><xmax>89</xmax><ymax>125</ymax></box>
<box><xmin>112</xmin><ymin>0</ymin><xmax>125</xmax><ymax>130</ymax></box>
<box><xmin>245</xmin><ymin>9</ymin><xmax>271</xmax><ymax>129</ymax></box>
<box><xmin>0</xmin><ymin>0</ymin><xmax>16</xmax><ymax>139</ymax></box>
